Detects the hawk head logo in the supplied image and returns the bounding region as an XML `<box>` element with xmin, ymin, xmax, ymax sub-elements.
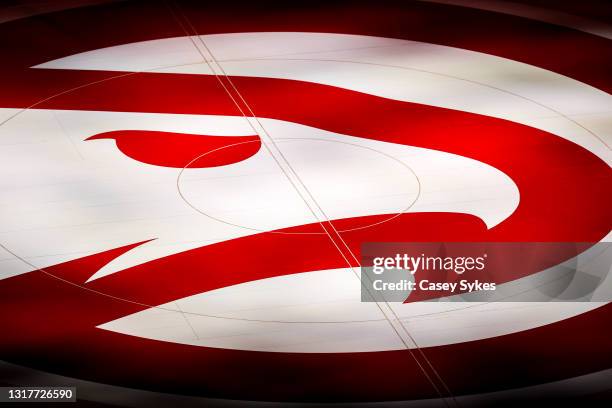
<box><xmin>0</xmin><ymin>29</ymin><xmax>610</xmax><ymax>402</ymax></box>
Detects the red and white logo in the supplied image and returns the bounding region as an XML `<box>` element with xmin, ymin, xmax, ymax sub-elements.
<box><xmin>0</xmin><ymin>0</ymin><xmax>610</xmax><ymax>403</ymax></box>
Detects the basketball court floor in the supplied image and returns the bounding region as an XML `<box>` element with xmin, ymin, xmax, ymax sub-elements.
<box><xmin>0</xmin><ymin>0</ymin><xmax>611</xmax><ymax>406</ymax></box>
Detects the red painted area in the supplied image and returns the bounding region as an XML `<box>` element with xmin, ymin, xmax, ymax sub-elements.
<box><xmin>87</xmin><ymin>131</ymin><xmax>260</xmax><ymax>168</ymax></box>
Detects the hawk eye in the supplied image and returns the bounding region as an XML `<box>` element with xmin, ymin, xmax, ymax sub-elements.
<box><xmin>86</xmin><ymin>131</ymin><xmax>260</xmax><ymax>168</ymax></box>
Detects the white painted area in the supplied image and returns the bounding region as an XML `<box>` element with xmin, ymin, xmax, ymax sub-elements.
<box><xmin>99</xmin><ymin>268</ymin><xmax>604</xmax><ymax>352</ymax></box>
<box><xmin>36</xmin><ymin>36</ymin><xmax>207</xmax><ymax>74</ymax></box>
<box><xmin>0</xmin><ymin>110</ymin><xmax>516</xmax><ymax>280</ymax></box>
<box><xmin>99</xmin><ymin>269</ymin><xmax>405</xmax><ymax>353</ymax></box>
